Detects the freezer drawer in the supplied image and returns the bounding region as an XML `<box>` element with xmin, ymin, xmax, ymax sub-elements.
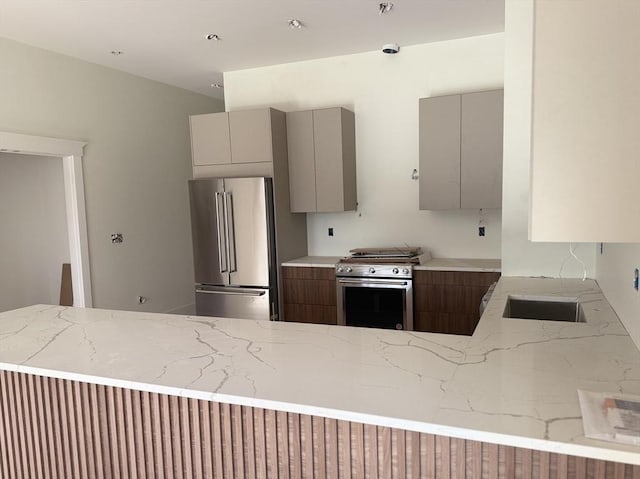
<box><xmin>195</xmin><ymin>286</ymin><xmax>274</xmax><ymax>321</ymax></box>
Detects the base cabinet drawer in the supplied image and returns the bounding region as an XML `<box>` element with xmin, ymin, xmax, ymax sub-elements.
<box><xmin>282</xmin><ymin>266</ymin><xmax>337</xmax><ymax>325</ymax></box>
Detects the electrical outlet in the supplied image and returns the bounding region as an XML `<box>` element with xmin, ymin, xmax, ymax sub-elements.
<box><xmin>634</xmin><ymin>269</ymin><xmax>639</xmax><ymax>291</ymax></box>
<box><xmin>478</xmin><ymin>226</ymin><xmax>485</xmax><ymax>237</ymax></box>
<box><xmin>328</xmin><ymin>227</ymin><xmax>334</xmax><ymax>237</ymax></box>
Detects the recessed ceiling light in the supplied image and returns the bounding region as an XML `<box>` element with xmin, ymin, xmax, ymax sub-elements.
<box><xmin>288</xmin><ymin>19</ymin><xmax>304</xmax><ymax>29</ymax></box>
<box><xmin>205</xmin><ymin>33</ymin><xmax>221</xmax><ymax>41</ymax></box>
<box><xmin>210</xmin><ymin>83</ymin><xmax>224</xmax><ymax>89</ymax></box>
<box><xmin>110</xmin><ymin>50</ymin><xmax>124</xmax><ymax>56</ymax></box>
<box><xmin>379</xmin><ymin>2</ymin><xmax>394</xmax><ymax>15</ymax></box>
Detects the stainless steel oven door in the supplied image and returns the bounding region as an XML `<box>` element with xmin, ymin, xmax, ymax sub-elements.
<box><xmin>336</xmin><ymin>277</ymin><xmax>413</xmax><ymax>331</ymax></box>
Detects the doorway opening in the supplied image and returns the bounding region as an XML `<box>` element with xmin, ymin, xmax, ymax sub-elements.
<box><xmin>0</xmin><ymin>131</ymin><xmax>92</xmax><ymax>308</ymax></box>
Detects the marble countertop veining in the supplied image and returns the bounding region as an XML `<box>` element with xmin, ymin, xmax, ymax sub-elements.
<box><xmin>1</xmin><ymin>276</ymin><xmax>639</xmax><ymax>464</ymax></box>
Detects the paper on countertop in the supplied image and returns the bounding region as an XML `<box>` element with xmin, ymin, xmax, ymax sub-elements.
<box><xmin>578</xmin><ymin>389</ymin><xmax>640</xmax><ymax>446</ymax></box>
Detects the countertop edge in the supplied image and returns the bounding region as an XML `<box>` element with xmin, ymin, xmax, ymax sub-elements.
<box><xmin>2</xmin><ymin>361</ymin><xmax>637</xmax><ymax>466</ymax></box>
<box><xmin>413</xmin><ymin>265</ymin><xmax>502</xmax><ymax>273</ymax></box>
<box><xmin>282</xmin><ymin>256</ymin><xmax>502</xmax><ymax>273</ymax></box>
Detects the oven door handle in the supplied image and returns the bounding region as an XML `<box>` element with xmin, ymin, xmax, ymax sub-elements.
<box><xmin>337</xmin><ymin>278</ymin><xmax>409</xmax><ymax>287</ymax></box>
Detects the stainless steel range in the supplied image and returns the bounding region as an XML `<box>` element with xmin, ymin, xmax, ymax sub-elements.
<box><xmin>335</xmin><ymin>248</ymin><xmax>422</xmax><ymax>331</ymax></box>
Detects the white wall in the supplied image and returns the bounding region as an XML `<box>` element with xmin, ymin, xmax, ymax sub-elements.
<box><xmin>597</xmin><ymin>245</ymin><xmax>640</xmax><ymax>347</ymax></box>
<box><xmin>0</xmin><ymin>37</ymin><xmax>223</xmax><ymax>314</ymax></box>
<box><xmin>0</xmin><ymin>153</ymin><xmax>69</xmax><ymax>311</ymax></box>
<box><xmin>225</xmin><ymin>35</ymin><xmax>504</xmax><ymax>259</ymax></box>
<box><xmin>501</xmin><ymin>0</ymin><xmax>596</xmax><ymax>278</ymax></box>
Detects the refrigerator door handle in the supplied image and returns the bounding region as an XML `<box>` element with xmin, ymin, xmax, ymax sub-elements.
<box><xmin>224</xmin><ymin>191</ymin><xmax>238</xmax><ymax>273</ymax></box>
<box><xmin>215</xmin><ymin>192</ymin><xmax>228</xmax><ymax>273</ymax></box>
<box><xmin>196</xmin><ymin>287</ymin><xmax>266</xmax><ymax>297</ymax></box>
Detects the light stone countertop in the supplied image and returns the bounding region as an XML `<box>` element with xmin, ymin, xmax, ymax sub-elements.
<box><xmin>416</xmin><ymin>257</ymin><xmax>501</xmax><ymax>272</ymax></box>
<box><xmin>281</xmin><ymin>256</ymin><xmax>342</xmax><ymax>268</ymax></box>
<box><xmin>0</xmin><ymin>277</ymin><xmax>639</xmax><ymax>465</ymax></box>
<box><xmin>282</xmin><ymin>256</ymin><xmax>501</xmax><ymax>272</ymax></box>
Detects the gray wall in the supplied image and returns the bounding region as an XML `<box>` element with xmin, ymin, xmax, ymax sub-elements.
<box><xmin>0</xmin><ymin>37</ymin><xmax>224</xmax><ymax>313</ymax></box>
<box><xmin>0</xmin><ymin>153</ymin><xmax>69</xmax><ymax>312</ymax></box>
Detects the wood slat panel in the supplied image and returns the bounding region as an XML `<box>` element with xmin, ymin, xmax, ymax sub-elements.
<box><xmin>0</xmin><ymin>371</ymin><xmax>15</xmax><ymax>479</ymax></box>
<box><xmin>0</xmin><ymin>369</ymin><xmax>637</xmax><ymax>479</ymax></box>
<box><xmin>220</xmin><ymin>402</ymin><xmax>234</xmax><ymax>479</ymax></box>
<box><xmin>406</xmin><ymin>430</ymin><xmax>419</xmax><ymax>479</ymax></box>
<box><xmin>242</xmin><ymin>406</ymin><xmax>257</xmax><ymax>478</ymax></box>
<box><xmin>471</xmin><ymin>440</ymin><xmax>482</xmax><ymax>479</ymax></box>
<box><xmin>313</xmin><ymin>415</ymin><xmax>327</xmax><ymax>478</ymax></box>
<box><xmin>351</xmin><ymin>420</ymin><xmax>365</xmax><ymax>479</ymax></box>
<box><xmin>326</xmin><ymin>418</ymin><xmax>339</xmax><ymax>478</ymax></box>
<box><xmin>365</xmin><ymin>423</ymin><xmax>379</xmax><ymax>479</ymax></box>
<box><xmin>265</xmin><ymin>408</ymin><xmax>279</xmax><ymax>478</ymax></box>
<box><xmin>210</xmin><ymin>402</ymin><xmax>224</xmax><ymax>478</ymax></box>
<box><xmin>423</xmin><ymin>433</ymin><xmax>436</xmax><ymax>479</ymax></box>
<box><xmin>253</xmin><ymin>407</ymin><xmax>268</xmax><ymax>479</ymax></box>
<box><xmin>159</xmin><ymin>393</ymin><xmax>172</xmax><ymax>478</ymax></box>
<box><xmin>288</xmin><ymin>412</ymin><xmax>302</xmax><ymax>478</ymax></box>
<box><xmin>276</xmin><ymin>410</ymin><xmax>290</xmax><ymax>478</ymax></box>
<box><xmin>300</xmin><ymin>413</ymin><xmax>314</xmax><ymax>478</ymax></box>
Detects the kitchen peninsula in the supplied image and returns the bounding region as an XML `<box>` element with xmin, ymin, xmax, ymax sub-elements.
<box><xmin>1</xmin><ymin>277</ymin><xmax>639</xmax><ymax>477</ymax></box>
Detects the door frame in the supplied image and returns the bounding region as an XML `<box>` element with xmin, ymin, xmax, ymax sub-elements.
<box><xmin>0</xmin><ymin>131</ymin><xmax>92</xmax><ymax>308</ymax></box>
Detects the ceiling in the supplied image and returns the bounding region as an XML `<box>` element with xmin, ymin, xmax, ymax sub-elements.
<box><xmin>0</xmin><ymin>1</ymin><xmax>504</xmax><ymax>99</ymax></box>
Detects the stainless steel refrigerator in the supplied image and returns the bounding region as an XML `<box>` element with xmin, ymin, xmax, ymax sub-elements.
<box><xmin>189</xmin><ymin>177</ymin><xmax>278</xmax><ymax>320</ymax></box>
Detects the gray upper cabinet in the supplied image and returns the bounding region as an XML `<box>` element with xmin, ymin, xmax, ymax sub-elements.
<box><xmin>287</xmin><ymin>107</ymin><xmax>357</xmax><ymax>213</ymax></box>
<box><xmin>189</xmin><ymin>113</ymin><xmax>232</xmax><ymax>166</ymax></box>
<box><xmin>419</xmin><ymin>95</ymin><xmax>461</xmax><ymax>210</ymax></box>
<box><xmin>286</xmin><ymin>111</ymin><xmax>317</xmax><ymax>212</ymax></box>
<box><xmin>461</xmin><ymin>90</ymin><xmax>503</xmax><ymax>209</ymax></box>
<box><xmin>189</xmin><ymin>109</ymin><xmax>279</xmax><ymax>167</ymax></box>
<box><xmin>419</xmin><ymin>89</ymin><xmax>503</xmax><ymax>210</ymax></box>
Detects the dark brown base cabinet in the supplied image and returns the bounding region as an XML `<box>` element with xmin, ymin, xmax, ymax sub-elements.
<box><xmin>414</xmin><ymin>270</ymin><xmax>501</xmax><ymax>336</ymax></box>
<box><xmin>1</xmin><ymin>370</ymin><xmax>637</xmax><ymax>479</ymax></box>
<box><xmin>282</xmin><ymin>266</ymin><xmax>337</xmax><ymax>325</ymax></box>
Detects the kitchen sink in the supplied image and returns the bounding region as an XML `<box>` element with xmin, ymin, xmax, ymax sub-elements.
<box><xmin>503</xmin><ymin>295</ymin><xmax>586</xmax><ymax>323</ymax></box>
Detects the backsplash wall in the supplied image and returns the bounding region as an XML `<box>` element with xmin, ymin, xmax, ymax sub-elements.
<box><xmin>224</xmin><ymin>34</ymin><xmax>504</xmax><ymax>258</ymax></box>
<box><xmin>597</xmin><ymin>244</ymin><xmax>640</xmax><ymax>349</ymax></box>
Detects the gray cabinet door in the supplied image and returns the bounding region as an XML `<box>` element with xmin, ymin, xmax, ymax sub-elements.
<box><xmin>419</xmin><ymin>95</ymin><xmax>461</xmax><ymax>210</ymax></box>
<box><xmin>339</xmin><ymin>108</ymin><xmax>357</xmax><ymax>212</ymax></box>
<box><xmin>461</xmin><ymin>90</ymin><xmax>503</xmax><ymax>209</ymax></box>
<box><xmin>287</xmin><ymin>110</ymin><xmax>317</xmax><ymax>212</ymax></box>
<box><xmin>229</xmin><ymin>109</ymin><xmax>274</xmax><ymax>164</ymax></box>
<box><xmin>189</xmin><ymin>113</ymin><xmax>232</xmax><ymax>166</ymax></box>
<box><xmin>314</xmin><ymin>108</ymin><xmax>346</xmax><ymax>212</ymax></box>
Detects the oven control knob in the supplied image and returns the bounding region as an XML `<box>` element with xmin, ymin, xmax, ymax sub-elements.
<box><xmin>402</xmin><ymin>268</ymin><xmax>410</xmax><ymax>275</ymax></box>
<box><xmin>346</xmin><ymin>266</ymin><xmax>353</xmax><ymax>273</ymax></box>
<box><xmin>368</xmin><ymin>267</ymin><xmax>376</xmax><ymax>274</ymax></box>
<box><xmin>392</xmin><ymin>268</ymin><xmax>399</xmax><ymax>274</ymax></box>
<box><xmin>337</xmin><ymin>266</ymin><xmax>344</xmax><ymax>273</ymax></box>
